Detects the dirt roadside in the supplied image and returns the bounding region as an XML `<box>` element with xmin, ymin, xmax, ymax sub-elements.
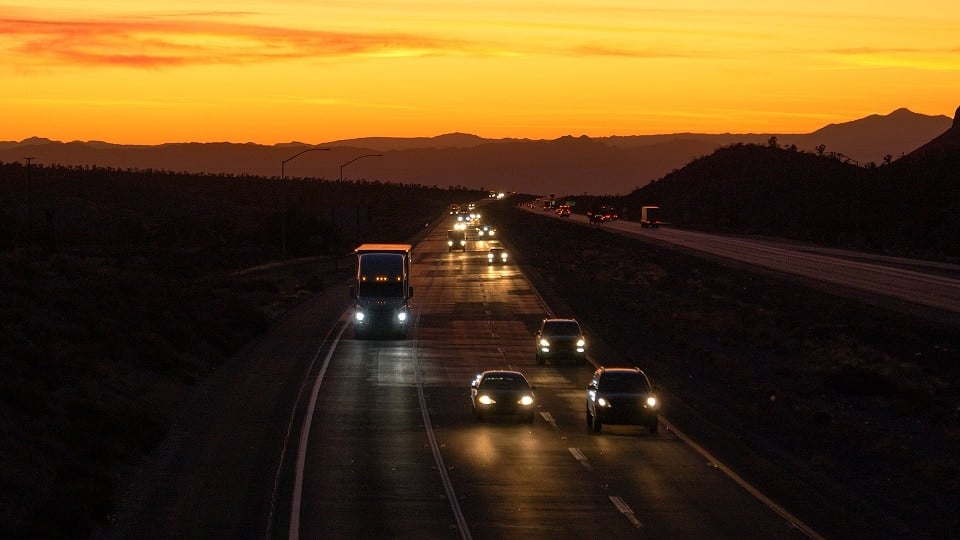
<box><xmin>94</xmin><ymin>269</ymin><xmax>354</xmax><ymax>540</ymax></box>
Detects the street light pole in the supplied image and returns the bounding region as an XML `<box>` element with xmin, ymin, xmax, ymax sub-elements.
<box><xmin>338</xmin><ymin>154</ymin><xmax>383</xmax><ymax>244</ymax></box>
<box><xmin>24</xmin><ymin>157</ymin><xmax>35</xmax><ymax>245</ymax></box>
<box><xmin>339</xmin><ymin>154</ymin><xmax>383</xmax><ymax>182</ymax></box>
<box><xmin>279</xmin><ymin>147</ymin><xmax>330</xmax><ymax>258</ymax></box>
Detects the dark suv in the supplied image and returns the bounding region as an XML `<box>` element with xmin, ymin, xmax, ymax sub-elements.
<box><xmin>535</xmin><ymin>318</ymin><xmax>586</xmax><ymax>365</ymax></box>
<box><xmin>586</xmin><ymin>367</ymin><xmax>659</xmax><ymax>433</ymax></box>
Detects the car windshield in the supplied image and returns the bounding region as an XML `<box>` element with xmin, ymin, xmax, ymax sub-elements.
<box><xmin>479</xmin><ymin>374</ymin><xmax>527</xmax><ymax>390</ymax></box>
<box><xmin>543</xmin><ymin>321</ymin><xmax>580</xmax><ymax>336</ymax></box>
<box><xmin>598</xmin><ymin>373</ymin><xmax>647</xmax><ymax>393</ymax></box>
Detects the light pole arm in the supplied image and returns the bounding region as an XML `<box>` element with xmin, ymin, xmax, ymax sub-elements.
<box><xmin>339</xmin><ymin>154</ymin><xmax>383</xmax><ymax>181</ymax></box>
<box><xmin>280</xmin><ymin>147</ymin><xmax>331</xmax><ymax>179</ymax></box>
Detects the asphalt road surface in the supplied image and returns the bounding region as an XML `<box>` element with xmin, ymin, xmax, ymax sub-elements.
<box><xmin>288</xmin><ymin>225</ymin><xmax>816</xmax><ymax>539</ymax></box>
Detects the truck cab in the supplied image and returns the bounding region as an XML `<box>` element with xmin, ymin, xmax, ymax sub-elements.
<box><xmin>447</xmin><ymin>229</ymin><xmax>466</xmax><ymax>252</ymax></box>
<box><xmin>640</xmin><ymin>206</ymin><xmax>661</xmax><ymax>228</ymax></box>
<box><xmin>351</xmin><ymin>244</ymin><xmax>414</xmax><ymax>339</ymax></box>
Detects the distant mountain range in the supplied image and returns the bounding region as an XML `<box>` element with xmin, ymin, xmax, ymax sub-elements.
<box><xmin>1</xmin><ymin>108</ymin><xmax>952</xmax><ymax>196</ymax></box>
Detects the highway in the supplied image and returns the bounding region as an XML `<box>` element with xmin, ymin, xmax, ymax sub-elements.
<box><xmin>534</xmin><ymin>209</ymin><xmax>960</xmax><ymax>317</ymax></box>
<box><xmin>288</xmin><ymin>225</ymin><xmax>816</xmax><ymax>539</ymax></box>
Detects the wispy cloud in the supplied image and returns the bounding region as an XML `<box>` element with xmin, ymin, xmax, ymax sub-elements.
<box><xmin>825</xmin><ymin>46</ymin><xmax>960</xmax><ymax>70</ymax></box>
<box><xmin>0</xmin><ymin>8</ymin><xmax>740</xmax><ymax>70</ymax></box>
<box><xmin>0</xmin><ymin>12</ymin><xmax>472</xmax><ymax>68</ymax></box>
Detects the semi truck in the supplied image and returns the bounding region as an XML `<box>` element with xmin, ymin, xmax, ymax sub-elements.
<box><xmin>447</xmin><ymin>229</ymin><xmax>466</xmax><ymax>251</ymax></box>
<box><xmin>640</xmin><ymin>206</ymin><xmax>662</xmax><ymax>228</ymax></box>
<box><xmin>350</xmin><ymin>244</ymin><xmax>414</xmax><ymax>338</ymax></box>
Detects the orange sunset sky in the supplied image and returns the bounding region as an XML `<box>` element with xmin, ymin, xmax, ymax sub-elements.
<box><xmin>2</xmin><ymin>1</ymin><xmax>958</xmax><ymax>145</ymax></box>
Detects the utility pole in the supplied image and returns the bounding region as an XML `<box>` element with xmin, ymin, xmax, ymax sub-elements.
<box><xmin>279</xmin><ymin>147</ymin><xmax>330</xmax><ymax>258</ymax></box>
<box><xmin>24</xmin><ymin>157</ymin><xmax>35</xmax><ymax>245</ymax></box>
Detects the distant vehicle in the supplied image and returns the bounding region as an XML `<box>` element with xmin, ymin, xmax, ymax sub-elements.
<box><xmin>586</xmin><ymin>367</ymin><xmax>659</xmax><ymax>434</ymax></box>
<box><xmin>447</xmin><ymin>229</ymin><xmax>466</xmax><ymax>252</ymax></box>
<box><xmin>588</xmin><ymin>211</ymin><xmax>607</xmax><ymax>223</ymax></box>
<box><xmin>470</xmin><ymin>370</ymin><xmax>536</xmax><ymax>422</ymax></box>
<box><xmin>477</xmin><ymin>224</ymin><xmax>496</xmax><ymax>238</ymax></box>
<box><xmin>351</xmin><ymin>244</ymin><xmax>414</xmax><ymax>339</ymax></box>
<box><xmin>487</xmin><ymin>247</ymin><xmax>508</xmax><ymax>264</ymax></box>
<box><xmin>535</xmin><ymin>318</ymin><xmax>586</xmax><ymax>365</ymax></box>
<box><xmin>640</xmin><ymin>206</ymin><xmax>661</xmax><ymax>228</ymax></box>
<box><xmin>542</xmin><ymin>199</ymin><xmax>556</xmax><ymax>211</ymax></box>
<box><xmin>556</xmin><ymin>205</ymin><xmax>571</xmax><ymax>217</ymax></box>
<box><xmin>599</xmin><ymin>205</ymin><xmax>619</xmax><ymax>221</ymax></box>
<box><xmin>449</xmin><ymin>204</ymin><xmax>461</xmax><ymax>215</ymax></box>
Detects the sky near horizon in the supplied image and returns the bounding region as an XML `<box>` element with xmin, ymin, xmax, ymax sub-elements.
<box><xmin>2</xmin><ymin>1</ymin><xmax>958</xmax><ymax>145</ymax></box>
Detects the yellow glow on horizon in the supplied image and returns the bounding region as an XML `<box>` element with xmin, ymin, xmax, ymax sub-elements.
<box><xmin>1</xmin><ymin>1</ymin><xmax>957</xmax><ymax>144</ymax></box>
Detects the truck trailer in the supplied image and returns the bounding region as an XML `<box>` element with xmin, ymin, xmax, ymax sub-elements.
<box><xmin>351</xmin><ymin>244</ymin><xmax>414</xmax><ymax>338</ymax></box>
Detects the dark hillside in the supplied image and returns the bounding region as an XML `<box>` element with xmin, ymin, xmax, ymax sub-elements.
<box><xmin>622</xmin><ymin>143</ymin><xmax>871</xmax><ymax>246</ymax></box>
<box><xmin>609</xmin><ymin>130</ymin><xmax>958</xmax><ymax>260</ymax></box>
<box><xmin>0</xmin><ymin>161</ymin><xmax>482</xmax><ymax>538</ymax></box>
<box><xmin>878</xmin><ymin>106</ymin><xmax>960</xmax><ymax>259</ymax></box>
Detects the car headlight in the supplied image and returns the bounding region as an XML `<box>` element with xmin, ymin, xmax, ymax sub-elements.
<box><xmin>447</xmin><ymin>240</ymin><xmax>453</xmax><ymax>246</ymax></box>
<box><xmin>518</xmin><ymin>395</ymin><xmax>534</xmax><ymax>406</ymax></box>
<box><xmin>539</xmin><ymin>338</ymin><xmax>550</xmax><ymax>347</ymax></box>
<box><xmin>646</xmin><ymin>396</ymin><xmax>657</xmax><ymax>408</ymax></box>
<box><xmin>576</xmin><ymin>338</ymin><xmax>585</xmax><ymax>347</ymax></box>
<box><xmin>488</xmin><ymin>254</ymin><xmax>494</xmax><ymax>261</ymax></box>
<box><xmin>597</xmin><ymin>397</ymin><xmax>610</xmax><ymax>408</ymax></box>
<box><xmin>397</xmin><ymin>311</ymin><xmax>407</xmax><ymax>322</ymax></box>
<box><xmin>478</xmin><ymin>395</ymin><xmax>495</xmax><ymax>405</ymax></box>
<box><xmin>354</xmin><ymin>311</ymin><xmax>365</xmax><ymax>322</ymax></box>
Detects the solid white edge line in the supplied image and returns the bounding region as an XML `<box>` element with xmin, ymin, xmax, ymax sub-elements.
<box><xmin>609</xmin><ymin>495</ymin><xmax>643</xmax><ymax>529</ymax></box>
<box><xmin>659</xmin><ymin>417</ymin><xmax>825</xmax><ymax>540</ymax></box>
<box><xmin>287</xmin><ymin>315</ymin><xmax>350</xmax><ymax>540</ymax></box>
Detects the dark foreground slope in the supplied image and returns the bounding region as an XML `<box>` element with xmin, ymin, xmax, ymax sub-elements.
<box><xmin>485</xmin><ymin>201</ymin><xmax>960</xmax><ymax>539</ymax></box>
